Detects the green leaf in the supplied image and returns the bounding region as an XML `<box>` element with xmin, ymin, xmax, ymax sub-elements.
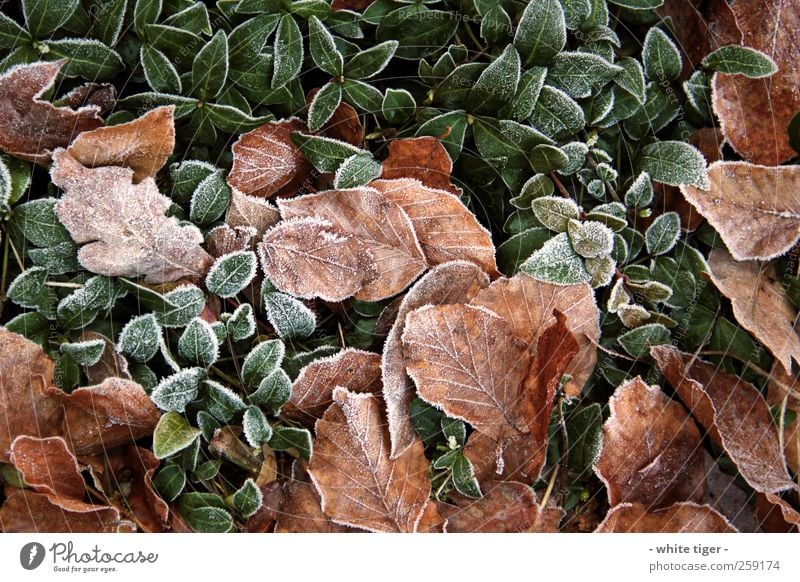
<box><xmin>144</xmin><ymin>24</ymin><xmax>203</xmax><ymax>67</ymax></box>
<box><xmin>308</xmin><ymin>81</ymin><xmax>343</xmax><ymax>131</ymax></box>
<box><xmin>5</xmin><ymin>312</ymin><xmax>51</xmax><ymax>346</ymax></box>
<box><xmin>608</xmin><ymin>0</ymin><xmax>663</xmax><ymax>7</ymax></box>
<box><xmin>117</xmin><ymin>92</ymin><xmax>199</xmax><ymax>119</ymax></box>
<box><xmin>232</xmin><ymin>478</ymin><xmax>262</xmax><ymax>518</ymax></box>
<box><xmin>271</xmin><ymin>14</ymin><xmax>303</xmax><ymax>88</ymax></box>
<box><xmin>46</xmin><ymin>39</ymin><xmax>124</xmax><ymax>80</ymax></box>
<box><xmin>614</xmin><ymin>56</ymin><xmax>646</xmax><ymax>104</ymax></box>
<box><xmin>140</xmin><ymin>44</ymin><xmax>181</xmax><ymax>93</ymax></box>
<box><xmin>547</xmin><ymin>51</ymin><xmax>621</xmax><ymax>99</ymax></box>
<box><xmin>618</xmin><ymin>323</ymin><xmax>671</xmax><ymax>358</ymax></box>
<box><xmin>508</xmin><ymin>66</ymin><xmax>547</xmax><ymax>121</ymax></box>
<box><xmin>241</xmin><ymin>340</ymin><xmax>286</xmax><ymax>387</ymax></box>
<box><xmin>466</xmin><ymin>44</ymin><xmax>521</xmax><ymax>114</ymax></box>
<box><xmin>480</xmin><ymin>4</ymin><xmax>513</xmax><ymax>44</ymax></box>
<box><xmin>269</xmin><ymin>426</ymin><xmax>312</xmax><ymax>461</ymax></box>
<box><xmin>341</xmin><ymin>79</ymin><xmax>382</xmax><ymax>112</ymax></box>
<box><xmin>291</xmin><ymin>132</ymin><xmax>364</xmax><ymax>172</ymax></box>
<box><xmin>344</xmin><ymin>40</ymin><xmax>398</xmax><ymax>80</ymax></box>
<box><xmin>441</xmin><ymin>417</ymin><xmax>466</xmax><ymax>448</ymax></box>
<box><xmin>529</xmin><ymin>86</ymin><xmax>585</xmax><ymax>140</ymax></box>
<box><xmin>520</xmin><ymin>232</ymin><xmax>590</xmax><ymax>284</ymax></box>
<box><xmin>452</xmin><ymin>453</ymin><xmax>481</xmax><ymax>498</ymax></box>
<box><xmin>0</xmin><ymin>155</ymin><xmax>30</xmax><ymax>208</ymax></box>
<box><xmin>566</xmin><ymin>403</ymin><xmax>602</xmax><ymax>476</ymax></box>
<box><xmin>514</xmin><ymin>0</ymin><xmax>566</xmax><ymax>66</ymax></box>
<box><xmin>59</xmin><ymin>339</ymin><xmax>105</xmax><ymax>366</ymax></box>
<box><xmin>624</xmin><ymin>172</ymin><xmax>654</xmax><ymax>208</ymax></box>
<box><xmin>179</xmin><ymin>318</ymin><xmax>219</xmax><ymax>368</ymax></box>
<box><xmin>645</xmin><ymin>211</ymin><xmax>681</xmax><ymax>256</ymax></box>
<box><xmin>153</xmin><ymin>412</ymin><xmax>202</xmax><ymax>459</ymax></box>
<box><xmin>532</xmin><ymin>196</ymin><xmax>581</xmax><ymax>232</ymax></box>
<box><xmin>308</xmin><ymin>15</ymin><xmax>343</xmax><ymax>76</ymax></box>
<box><xmin>134</xmin><ymin>0</ymin><xmax>162</xmax><ymax>37</ymax></box>
<box><xmin>204</xmin><ymin>103</ymin><xmax>271</xmax><ymax>133</ymax></box>
<box><xmin>153</xmin><ymin>464</ymin><xmax>186</xmax><ymax>502</ymax></box>
<box><xmin>226</xmin><ymin>303</ymin><xmax>256</xmax><ymax>341</ymax></box>
<box><xmin>497</xmin><ymin>227</ymin><xmax>551</xmax><ymax>275</ymax></box>
<box><xmin>89</xmin><ymin>0</ymin><xmax>128</xmax><ymax>46</ymax></box>
<box><xmin>531</xmin><ymin>144</ymin><xmax>569</xmax><ymax>173</ymax></box>
<box><xmin>169</xmin><ymin>160</ymin><xmax>216</xmax><ymax>203</ymax></box>
<box><xmin>701</xmin><ymin>45</ymin><xmax>777</xmax><ymax>79</ymax></box>
<box><xmin>201</xmin><ymin>380</ymin><xmax>247</xmax><ymax>422</ymax></box>
<box><xmin>567</xmin><ymin>220</ymin><xmax>614</xmax><ymax>258</ymax></box>
<box><xmin>382</xmin><ymin>88</ymin><xmax>416</xmax><ymax>124</ymax></box>
<box><xmin>415</xmin><ymin>110</ymin><xmax>468</xmax><ymax>160</ymax></box>
<box><xmin>242</xmin><ymin>406</ymin><xmax>272</xmax><ymax>447</ymax></box>
<box><xmin>643</xmin><ymin>26</ymin><xmax>682</xmax><ymax>82</ymax></box>
<box><xmin>189</xmin><ymin>170</ymin><xmax>231</xmax><ymax>225</ymax></box>
<box><xmin>118</xmin><ymin>313</ymin><xmax>161</xmax><ymax>362</ymax></box>
<box><xmin>0</xmin><ymin>13</ymin><xmax>32</xmax><ymax>49</ymax></box>
<box><xmin>14</xmin><ymin>198</ymin><xmax>71</xmax><ymax>247</ymax></box>
<box><xmin>162</xmin><ymin>2</ymin><xmax>211</xmax><ymax>36</ymax></box>
<box><xmin>152</xmin><ymin>368</ymin><xmax>203</xmax><ymax>412</ymax></box>
<box><xmin>182</xmin><ymin>506</ymin><xmax>233</xmax><ymax>533</ymax></box>
<box><xmin>263</xmin><ymin>292</ymin><xmax>317</xmax><ymax>340</ymax></box>
<box><xmin>206</xmin><ymin>251</ymin><xmax>257</xmax><ymax>298</ymax></box>
<box><xmin>191</xmin><ymin>30</ymin><xmax>228</xmax><ymax>100</ymax></box>
<box><xmin>376</xmin><ymin>6</ymin><xmax>458</xmax><ymax>60</ymax></box>
<box><xmin>333</xmin><ymin>153</ymin><xmax>382</xmax><ymax>189</ymax></box>
<box><xmin>250</xmin><ymin>369</ymin><xmax>292</xmax><ymax>414</ymax></box>
<box><xmin>639</xmin><ymin>141</ymin><xmax>709</xmax><ymax>188</ymax></box>
<box><xmin>228</xmin><ymin>13</ymin><xmax>279</xmax><ymax>63</ymax></box>
<box><xmin>23</xmin><ymin>0</ymin><xmax>79</xmax><ymax>38</ymax></box>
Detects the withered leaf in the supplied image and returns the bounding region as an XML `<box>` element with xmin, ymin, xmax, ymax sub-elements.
<box><xmin>0</xmin><ymin>489</ymin><xmax>125</xmax><ymax>533</ymax></box>
<box><xmin>279</xmin><ymin>187</ymin><xmax>427</xmax><ymax>301</ymax></box>
<box><xmin>225</xmin><ymin>189</ymin><xmax>281</xmax><ymax>239</ymax></box>
<box><xmin>760</xmin><ymin>492</ymin><xmax>800</xmax><ymax>532</ymax></box>
<box><xmin>56</xmin><ymin>82</ymin><xmax>116</xmax><ymax>114</ymax></box>
<box><xmin>652</xmin><ymin>345</ymin><xmax>797</xmax><ymax>495</ymax></box>
<box><xmin>0</xmin><ymin>329</ymin><xmax>63</xmax><ymax>462</ymax></box>
<box><xmin>0</xmin><ymin>61</ymin><xmax>104</xmax><ymax>163</ymax></box>
<box><xmin>206</xmin><ymin>224</ymin><xmax>256</xmax><ymax>258</ymax></box>
<box><xmin>656</xmin><ymin>0</ymin><xmax>709</xmax><ymax>79</ymax></box>
<box><xmin>706</xmin><ymin>248</ymin><xmax>800</xmax><ymax>370</ymax></box>
<box><xmin>80</xmin><ymin>330</ymin><xmax>131</xmax><ymax>384</ymax></box>
<box><xmin>227</xmin><ymin>118</ymin><xmax>313</xmax><ymax>198</ymax></box>
<box><xmin>51</xmin><ymin>150</ymin><xmax>213</xmax><ymax>284</ymax></box>
<box><xmin>381</xmin><ymin>137</ymin><xmax>461</xmax><ymax>196</ymax></box>
<box><xmin>768</xmin><ymin>362</ymin><xmax>800</xmax><ymax>475</ymax></box>
<box><xmin>243</xmin><ymin>481</ymin><xmax>285</xmax><ymax>533</ymax></box>
<box><xmin>712</xmin><ymin>0</ymin><xmax>800</xmax><ymax>165</ymax></box>
<box><xmin>596</xmin><ymin>502</ymin><xmax>737</xmax><ymax>533</ymax></box>
<box><xmin>275</xmin><ymin>480</ymin><xmax>353</xmax><ymax>533</ymax></box>
<box><xmin>371</xmin><ymin>178</ymin><xmax>498</xmax><ymax>276</ymax></box>
<box><xmin>470</xmin><ymin>274</ymin><xmax>599</xmax><ymax>397</ymax></box>
<box><xmin>208</xmin><ymin>426</ymin><xmax>261</xmax><ymax>474</ymax></box>
<box><xmin>402</xmin><ymin>303</ymin><xmax>531</xmax><ymax>442</ymax></box>
<box><xmin>594</xmin><ymin>377</ymin><xmax>705</xmax><ymax>509</ymax></box>
<box><xmin>383</xmin><ymin>261</ymin><xmax>490</xmax><ymax>458</ymax></box>
<box><xmin>308</xmin><ymin>388</ymin><xmax>431</xmax><ymax>532</ymax></box>
<box><xmin>10</xmin><ymin>436</ymin><xmax>86</xmax><ymax>500</ymax></box>
<box><xmin>257</xmin><ymin>217</ymin><xmax>378</xmax><ymax>302</ymax></box>
<box><xmin>66</xmin><ymin>106</ymin><xmax>175</xmax><ymax>182</ymax></box>
<box><xmin>680</xmin><ymin>162</ymin><xmax>800</xmax><ymax>261</ymax></box>
<box><xmin>62</xmin><ymin>377</ymin><xmax>160</xmax><ymax>456</ymax></box>
<box><xmin>283</xmin><ymin>348</ymin><xmax>382</xmax><ymax>426</ymax></box>
<box><xmin>307</xmin><ymin>88</ymin><xmax>364</xmax><ymax>146</ymax></box>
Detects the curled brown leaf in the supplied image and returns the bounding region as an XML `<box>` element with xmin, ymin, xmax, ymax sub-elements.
<box><xmin>381</xmin><ymin>136</ymin><xmax>461</xmax><ymax>195</ymax></box>
<box><xmin>596</xmin><ymin>502</ymin><xmax>737</xmax><ymax>533</ymax></box>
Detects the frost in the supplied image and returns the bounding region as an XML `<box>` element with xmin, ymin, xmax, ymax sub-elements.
<box><xmin>170</xmin><ymin>159</ymin><xmax>217</xmax><ymax>203</ymax></box>
<box><xmin>226</xmin><ymin>303</ymin><xmax>256</xmax><ymax>341</ymax></box>
<box><xmin>532</xmin><ymin>196</ymin><xmax>581</xmax><ymax>233</ymax></box>
<box><xmin>250</xmin><ymin>369</ymin><xmax>292</xmax><ymax>415</ymax></box>
<box><xmin>607</xmin><ymin>278</ymin><xmax>631</xmax><ymax>314</ymax></box>
<box><xmin>624</xmin><ymin>172</ymin><xmax>654</xmax><ymax>208</ymax></box>
<box><xmin>618</xmin><ymin>303</ymin><xmax>651</xmax><ymax>328</ymax></box>
<box><xmin>585</xmin><ymin>255</ymin><xmax>616</xmax><ymax>288</ymax></box>
<box><xmin>151</xmin><ymin>368</ymin><xmax>204</xmax><ymax>413</ymax></box>
<box><xmin>567</xmin><ymin>220</ymin><xmax>614</xmax><ymax>258</ymax></box>
<box><xmin>201</xmin><ymin>380</ymin><xmax>247</xmax><ymax>422</ymax></box>
<box><xmin>546</xmin><ymin>51</ymin><xmax>622</xmax><ymax>99</ymax></box>
<box><xmin>520</xmin><ymin>233</ymin><xmax>591</xmax><ymax>285</ymax></box>
<box><xmin>557</xmin><ymin>142</ymin><xmax>589</xmax><ymax>176</ymax></box>
<box><xmin>59</xmin><ymin>339</ymin><xmax>106</xmax><ymax>366</ymax></box>
<box><xmin>332</xmin><ymin>153</ymin><xmax>382</xmax><ymax>189</ymax></box>
<box><xmin>514</xmin><ymin>0</ymin><xmax>566</xmax><ymax>65</ymax></box>
<box><xmin>155</xmin><ymin>285</ymin><xmax>206</xmax><ymax>328</ymax></box>
<box><xmin>529</xmin><ymin>86</ymin><xmax>585</xmax><ymax>140</ymax></box>
<box><xmin>645</xmin><ymin>212</ymin><xmax>681</xmax><ymax>256</ymax></box>
<box><xmin>642</xmin><ymin>26</ymin><xmax>682</xmax><ymax>83</ymax></box>
<box><xmin>232</xmin><ymin>477</ymin><xmax>263</xmax><ymax>518</ymax></box>
<box><xmin>639</xmin><ymin>141</ymin><xmax>709</xmax><ymax>189</ymax></box>
<box><xmin>178</xmin><ymin>318</ymin><xmax>219</xmax><ymax>368</ymax></box>
<box><xmin>117</xmin><ymin>313</ymin><xmax>162</xmax><ymax>362</ymax></box>
<box><xmin>205</xmin><ymin>250</ymin><xmax>257</xmax><ymax>298</ymax></box>
<box><xmin>263</xmin><ymin>292</ymin><xmax>316</xmax><ymax>340</ymax></box>
<box><xmin>241</xmin><ymin>339</ymin><xmax>286</xmax><ymax>388</ymax></box>
<box><xmin>242</xmin><ymin>406</ymin><xmax>272</xmax><ymax>448</ymax></box>
<box><xmin>189</xmin><ymin>170</ymin><xmax>231</xmax><ymax>226</ymax></box>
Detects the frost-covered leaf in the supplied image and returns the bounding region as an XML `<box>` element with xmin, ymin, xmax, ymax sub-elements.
<box><xmin>51</xmin><ymin>151</ymin><xmax>212</xmax><ymax>284</ymax></box>
<box><xmin>333</xmin><ymin>153</ymin><xmax>382</xmax><ymax>189</ymax></box>
<box><xmin>201</xmin><ymin>380</ymin><xmax>247</xmax><ymax>422</ymax></box>
<box><xmin>59</xmin><ymin>339</ymin><xmax>105</xmax><ymax>366</ymax></box>
<box><xmin>645</xmin><ymin>212</ymin><xmax>680</xmax><ymax>256</ymax></box>
<box><xmin>529</xmin><ymin>86</ymin><xmax>586</xmax><ymax>140</ymax></box>
<box><xmin>702</xmin><ymin>45</ymin><xmax>776</xmax><ymax>78</ymax></box>
<box><xmin>155</xmin><ymin>285</ymin><xmax>206</xmax><ymax>328</ymax></box>
<box><xmin>249</xmin><ymin>369</ymin><xmax>292</xmax><ymax>415</ymax></box>
<box><xmin>639</xmin><ymin>141</ymin><xmax>709</xmax><ymax>189</ymax></box>
<box><xmin>153</xmin><ymin>412</ymin><xmax>202</xmax><ymax>459</ymax></box>
<box><xmin>272</xmin><ymin>14</ymin><xmax>303</xmax><ymax>88</ymax></box>
<box><xmin>205</xmin><ymin>251</ymin><xmax>257</xmax><ymax>298</ymax></box>
<box><xmin>268</xmin><ymin>426</ymin><xmax>312</xmax><ymax>461</ymax></box>
<box><xmin>596</xmin><ymin>502</ymin><xmax>736</xmax><ymax>533</ymax></box>
<box><xmin>382</xmin><ymin>88</ymin><xmax>416</xmax><ymax>124</ymax></box>
<box><xmin>307</xmin><ymin>81</ymin><xmax>343</xmax><ymax>132</ymax></box>
<box><xmin>13</xmin><ymin>198</ymin><xmax>71</xmax><ymax>247</ymax></box>
<box><xmin>567</xmin><ymin>220</ymin><xmax>614</xmax><ymax>258</ymax></box>
<box><xmin>263</xmin><ymin>292</ymin><xmax>316</xmax><ymax>339</ymax></box>
<box><xmin>232</xmin><ymin>478</ymin><xmax>262</xmax><ymax>518</ymax></box>
<box><xmin>514</xmin><ymin>0</ymin><xmax>566</xmax><ymax>65</ymax></box>
<box><xmin>242</xmin><ymin>406</ymin><xmax>272</xmax><ymax>447</ymax></box>
<box><xmin>226</xmin><ymin>303</ymin><xmax>256</xmax><ymax>341</ymax></box>
<box><xmin>520</xmin><ymin>233</ymin><xmax>590</xmax><ymax>285</ymax></box>
<box><xmin>547</xmin><ymin>52</ymin><xmax>621</xmax><ymax>99</ymax></box>
<box><xmin>151</xmin><ymin>368</ymin><xmax>203</xmax><ymax>413</ymax></box>
<box><xmin>205</xmin><ymin>225</ymin><xmax>255</xmax><ymax>258</ymax></box>
<box><xmin>190</xmin><ymin>170</ymin><xmax>232</xmax><ymax>226</ymax></box>
<box><xmin>241</xmin><ymin>340</ymin><xmax>285</xmax><ymax>388</ymax></box>
<box><xmin>624</xmin><ymin>172</ymin><xmax>654</xmax><ymax>208</ymax></box>
<box><xmin>308</xmin><ymin>16</ymin><xmax>344</xmax><ymax>76</ymax></box>
<box><xmin>466</xmin><ymin>45</ymin><xmax>520</xmax><ymax>114</ymax></box>
<box><xmin>533</xmin><ymin>196</ymin><xmax>581</xmax><ymax>233</ymax></box>
<box><xmin>141</xmin><ymin>45</ymin><xmax>182</xmax><ymax>94</ymax></box>
<box><xmin>291</xmin><ymin>132</ymin><xmax>365</xmax><ymax>173</ymax></box>
<box><xmin>344</xmin><ymin>40</ymin><xmax>398</xmax><ymax>80</ymax></box>
<box><xmin>614</xmin><ymin>57</ymin><xmax>646</xmax><ymax>104</ymax></box>
<box><xmin>178</xmin><ymin>319</ymin><xmax>219</xmax><ymax>368</ymax></box>
<box><xmin>225</xmin><ymin>190</ymin><xmax>281</xmax><ymax>239</ymax></box>
<box><xmin>643</xmin><ymin>26</ymin><xmax>682</xmax><ymax>82</ymax></box>
<box><xmin>380</xmin><ymin>137</ymin><xmax>461</xmax><ymax>197</ymax></box>
<box><xmin>618</xmin><ymin>323</ymin><xmax>671</xmax><ymax>357</ymax></box>
<box><xmin>115</xmin><ymin>315</ymin><xmax>160</xmax><ymax>364</ymax></box>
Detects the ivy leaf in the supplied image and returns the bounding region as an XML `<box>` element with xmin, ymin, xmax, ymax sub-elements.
<box><xmin>529</xmin><ymin>86</ymin><xmax>585</xmax><ymax>140</ymax></box>
<box><xmin>242</xmin><ymin>407</ymin><xmax>272</xmax><ymax>447</ymax></box>
<box><xmin>532</xmin><ymin>196</ymin><xmax>581</xmax><ymax>233</ymax></box>
<box><xmin>226</xmin><ymin>303</ymin><xmax>256</xmax><ymax>341</ymax></box>
<box><xmin>231</xmin><ymin>478</ymin><xmax>262</xmax><ymax>518</ymax></box>
<box><xmin>639</xmin><ymin>141</ymin><xmax>709</xmax><ymax>189</ymax></box>
<box><xmin>189</xmin><ymin>170</ymin><xmax>231</xmax><ymax>226</ymax></box>
<box><xmin>23</xmin><ymin>0</ymin><xmax>79</xmax><ymax>38</ymax></box>
<box><xmin>118</xmin><ymin>313</ymin><xmax>162</xmax><ymax>363</ymax></box>
<box><xmin>642</xmin><ymin>27</ymin><xmax>682</xmax><ymax>83</ymax></box>
<box><xmin>514</xmin><ymin>0</ymin><xmax>566</xmax><ymax>66</ymax></box>
<box><xmin>291</xmin><ymin>132</ymin><xmax>364</xmax><ymax>173</ymax></box>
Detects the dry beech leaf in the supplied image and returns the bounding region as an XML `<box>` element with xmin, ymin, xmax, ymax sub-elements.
<box><xmin>275</xmin><ymin>480</ymin><xmax>353</xmax><ymax>533</ymax></box>
<box><xmin>66</xmin><ymin>106</ymin><xmax>175</xmax><ymax>182</ymax></box>
<box><xmin>306</xmin><ymin>88</ymin><xmax>364</xmax><ymax>146</ymax></box>
<box><xmin>381</xmin><ymin>137</ymin><xmax>461</xmax><ymax>196</ymax></box>
<box><xmin>225</xmin><ymin>189</ymin><xmax>281</xmax><ymax>240</ymax></box>
<box><xmin>51</xmin><ymin>150</ymin><xmax>212</xmax><ymax>284</ymax></box>
<box><xmin>0</xmin><ymin>329</ymin><xmax>63</xmax><ymax>462</ymax></box>
<box><xmin>768</xmin><ymin>362</ymin><xmax>800</xmax><ymax>475</ymax></box>
<box><xmin>0</xmin><ymin>61</ymin><xmax>104</xmax><ymax>163</ymax></box>
<box><xmin>595</xmin><ymin>502</ymin><xmax>737</xmax><ymax>533</ymax></box>
<box><xmin>383</xmin><ymin>261</ymin><xmax>490</xmax><ymax>458</ymax></box>
<box><xmin>57</xmin><ymin>82</ymin><xmax>116</xmax><ymax>113</ymax></box>
<box><xmin>227</xmin><ymin>118</ymin><xmax>313</xmax><ymax>198</ymax></box>
<box><xmin>680</xmin><ymin>162</ymin><xmax>800</xmax><ymax>261</ymax></box>
<box><xmin>206</xmin><ymin>224</ymin><xmax>256</xmax><ymax>258</ymax></box>
<box><xmin>470</xmin><ymin>274</ymin><xmax>599</xmax><ymax>397</ymax></box>
<box><xmin>279</xmin><ymin>187</ymin><xmax>427</xmax><ymax>301</ymax></box>
<box><xmin>759</xmin><ymin>492</ymin><xmax>800</xmax><ymax>532</ymax></box>
<box><xmin>283</xmin><ymin>348</ymin><xmax>382</xmax><ymax>426</ymax></box>
<box><xmin>707</xmin><ymin>0</ymin><xmax>743</xmax><ymax>47</ymax></box>
<box><xmin>706</xmin><ymin>248</ymin><xmax>800</xmax><ymax>369</ymax></box>
<box><xmin>712</xmin><ymin>0</ymin><xmax>800</xmax><ymax>165</ymax></box>
<box><xmin>10</xmin><ymin>436</ymin><xmax>86</xmax><ymax>500</ymax></box>
<box><xmin>308</xmin><ymin>388</ymin><xmax>431</xmax><ymax>532</ymax></box>
<box><xmin>80</xmin><ymin>330</ymin><xmax>131</xmax><ymax>384</ymax></box>
<box><xmin>371</xmin><ymin>178</ymin><xmax>499</xmax><ymax>276</ymax></box>
<box><xmin>416</xmin><ymin>500</ymin><xmax>447</xmax><ymax>533</ymax></box>
<box><xmin>595</xmin><ymin>377</ymin><xmax>705</xmax><ymax>509</ymax></box>
<box><xmin>243</xmin><ymin>481</ymin><xmax>285</xmax><ymax>533</ymax></box>
<box><xmin>0</xmin><ymin>489</ymin><xmax>125</xmax><ymax>533</ymax></box>
<box><xmin>62</xmin><ymin>377</ymin><xmax>160</xmax><ymax>456</ymax></box>
<box><xmin>208</xmin><ymin>426</ymin><xmax>261</xmax><ymax>474</ymax></box>
<box><xmin>651</xmin><ymin>345</ymin><xmax>797</xmax><ymax>495</ymax></box>
<box><xmin>258</xmin><ymin>217</ymin><xmax>377</xmax><ymax>302</ymax></box>
<box><xmin>441</xmin><ymin>481</ymin><xmax>561</xmax><ymax>533</ymax></box>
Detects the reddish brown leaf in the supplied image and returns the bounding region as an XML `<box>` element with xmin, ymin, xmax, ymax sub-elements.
<box><xmin>275</xmin><ymin>480</ymin><xmax>353</xmax><ymax>533</ymax></box>
<box><xmin>759</xmin><ymin>492</ymin><xmax>800</xmax><ymax>532</ymax></box>
<box><xmin>52</xmin><ymin>150</ymin><xmax>212</xmax><ymax>283</ymax></box>
<box><xmin>706</xmin><ymin>248</ymin><xmax>800</xmax><ymax>369</ymax></box>
<box><xmin>225</xmin><ymin>189</ymin><xmax>281</xmax><ymax>239</ymax></box>
<box><xmin>416</xmin><ymin>500</ymin><xmax>447</xmax><ymax>532</ymax></box>
<box><xmin>9</xmin><ymin>436</ymin><xmax>86</xmax><ymax>500</ymax></box>
<box><xmin>0</xmin><ymin>61</ymin><xmax>104</xmax><ymax>163</ymax></box>
<box><xmin>381</xmin><ymin>137</ymin><xmax>461</xmax><ymax>195</ymax></box>
<box><xmin>61</xmin><ymin>378</ymin><xmax>160</xmax><ymax>456</ymax></box>
<box><xmin>56</xmin><ymin>82</ymin><xmax>116</xmax><ymax>113</ymax></box>
<box><xmin>307</xmin><ymin>88</ymin><xmax>364</xmax><ymax>146</ymax></box>
<box><xmin>596</xmin><ymin>502</ymin><xmax>737</xmax><ymax>533</ymax></box>
<box><xmin>208</xmin><ymin>426</ymin><xmax>261</xmax><ymax>474</ymax></box>
<box><xmin>712</xmin><ymin>0</ymin><xmax>800</xmax><ymax>165</ymax></box>
<box><xmin>206</xmin><ymin>224</ymin><xmax>256</xmax><ymax>258</ymax></box>
<box><xmin>283</xmin><ymin>348</ymin><xmax>382</xmax><ymax>426</ymax></box>
<box><xmin>594</xmin><ymin>377</ymin><xmax>705</xmax><ymax>509</ymax></box>
<box><xmin>0</xmin><ymin>329</ymin><xmax>63</xmax><ymax>462</ymax></box>
<box><xmin>227</xmin><ymin>118</ymin><xmax>313</xmax><ymax>198</ymax></box>
<box><xmin>66</xmin><ymin>106</ymin><xmax>175</xmax><ymax>182</ymax></box>
<box><xmin>79</xmin><ymin>330</ymin><xmax>131</xmax><ymax>384</ymax></box>
<box><xmin>0</xmin><ymin>489</ymin><xmax>126</xmax><ymax>533</ymax></box>
<box><xmin>308</xmin><ymin>388</ymin><xmax>431</xmax><ymax>532</ymax></box>
<box><xmin>118</xmin><ymin>446</ymin><xmax>170</xmax><ymax>532</ymax></box>
<box><xmin>279</xmin><ymin>187</ymin><xmax>427</xmax><ymax>300</ymax></box>
<box><xmin>383</xmin><ymin>261</ymin><xmax>490</xmax><ymax>458</ymax></box>
<box><xmin>243</xmin><ymin>481</ymin><xmax>285</xmax><ymax>533</ymax></box>
<box><xmin>257</xmin><ymin>217</ymin><xmax>378</xmax><ymax>301</ymax></box>
<box><xmin>768</xmin><ymin>362</ymin><xmax>800</xmax><ymax>475</ymax></box>
<box><xmin>656</xmin><ymin>0</ymin><xmax>708</xmax><ymax>79</ymax></box>
<box><xmin>371</xmin><ymin>178</ymin><xmax>498</xmax><ymax>276</ymax></box>
<box><xmin>652</xmin><ymin>345</ymin><xmax>797</xmax><ymax>495</ymax></box>
<box><xmin>331</xmin><ymin>0</ymin><xmax>372</xmax><ymax>10</ymax></box>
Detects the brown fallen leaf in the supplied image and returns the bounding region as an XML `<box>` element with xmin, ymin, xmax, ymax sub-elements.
<box><xmin>470</xmin><ymin>274</ymin><xmax>599</xmax><ymax>397</ymax></box>
<box><xmin>308</xmin><ymin>388</ymin><xmax>431</xmax><ymax>532</ymax></box>
<box><xmin>371</xmin><ymin>178</ymin><xmax>499</xmax><ymax>276</ymax></box>
<box><xmin>275</xmin><ymin>480</ymin><xmax>354</xmax><ymax>533</ymax></box>
<box><xmin>383</xmin><ymin>261</ymin><xmax>490</xmax><ymax>458</ymax></box>
<box><xmin>381</xmin><ymin>137</ymin><xmax>461</xmax><ymax>196</ymax></box>
<box><xmin>225</xmin><ymin>189</ymin><xmax>281</xmax><ymax>239</ymax></box>
<box><xmin>61</xmin><ymin>377</ymin><xmax>160</xmax><ymax>456</ymax></box>
<box><xmin>0</xmin><ymin>61</ymin><xmax>104</xmax><ymax>163</ymax></box>
<box><xmin>0</xmin><ymin>489</ymin><xmax>126</xmax><ymax>533</ymax></box>
<box><xmin>206</xmin><ymin>224</ymin><xmax>256</xmax><ymax>258</ymax></box>
<box><xmin>706</xmin><ymin>0</ymin><xmax>743</xmax><ymax>47</ymax></box>
<box><xmin>712</xmin><ymin>0</ymin><xmax>800</xmax><ymax>165</ymax></box>
<box><xmin>51</xmin><ymin>150</ymin><xmax>212</xmax><ymax>283</ymax></box>
<box><xmin>10</xmin><ymin>436</ymin><xmax>87</xmax><ymax>500</ymax></box>
<box><xmin>768</xmin><ymin>362</ymin><xmax>800</xmax><ymax>475</ymax></box>
<box><xmin>594</xmin><ymin>377</ymin><xmax>706</xmax><ymax>510</ymax></box>
<box><xmin>279</xmin><ymin>187</ymin><xmax>427</xmax><ymax>301</ymax></box>
<box><xmin>283</xmin><ymin>348</ymin><xmax>382</xmax><ymax>426</ymax></box>
<box><xmin>680</xmin><ymin>162</ymin><xmax>800</xmax><ymax>261</ymax></box>
<box><xmin>257</xmin><ymin>217</ymin><xmax>378</xmax><ymax>302</ymax></box>
<box><xmin>208</xmin><ymin>426</ymin><xmax>261</xmax><ymax>474</ymax></box>
<box><xmin>243</xmin><ymin>481</ymin><xmax>285</xmax><ymax>533</ymax></box>
<box><xmin>595</xmin><ymin>502</ymin><xmax>737</xmax><ymax>533</ymax></box>
<box><xmin>706</xmin><ymin>248</ymin><xmax>800</xmax><ymax>369</ymax></box>
<box><xmin>759</xmin><ymin>492</ymin><xmax>800</xmax><ymax>532</ymax></box>
<box><xmin>0</xmin><ymin>329</ymin><xmax>64</xmax><ymax>462</ymax></box>
<box><xmin>66</xmin><ymin>106</ymin><xmax>175</xmax><ymax>182</ymax></box>
<box><xmin>652</xmin><ymin>345</ymin><xmax>797</xmax><ymax>495</ymax></box>
<box><xmin>79</xmin><ymin>330</ymin><xmax>131</xmax><ymax>384</ymax></box>
<box><xmin>56</xmin><ymin>82</ymin><xmax>116</xmax><ymax>113</ymax></box>
<box><xmin>227</xmin><ymin>118</ymin><xmax>313</xmax><ymax>198</ymax></box>
<box><xmin>306</xmin><ymin>88</ymin><xmax>364</xmax><ymax>146</ymax></box>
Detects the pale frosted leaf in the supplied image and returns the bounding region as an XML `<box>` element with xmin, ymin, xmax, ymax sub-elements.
<box><xmin>596</xmin><ymin>502</ymin><xmax>736</xmax><ymax>533</ymax></box>
<box><xmin>225</xmin><ymin>189</ymin><xmax>280</xmax><ymax>239</ymax></box>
